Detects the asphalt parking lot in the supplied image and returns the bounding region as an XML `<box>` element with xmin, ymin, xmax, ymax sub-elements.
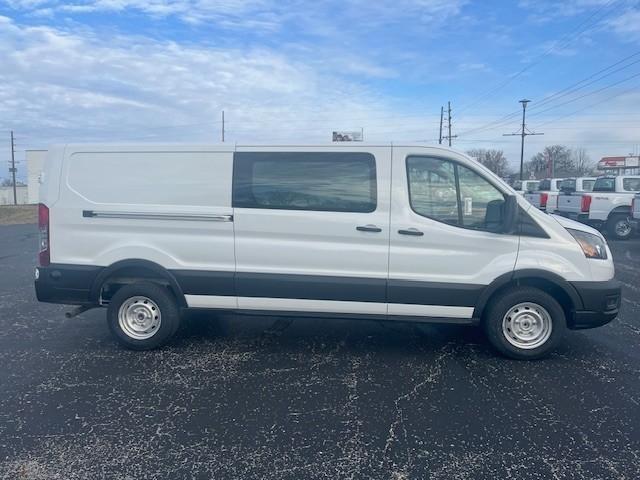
<box><xmin>1</xmin><ymin>224</ymin><xmax>639</xmax><ymax>479</ymax></box>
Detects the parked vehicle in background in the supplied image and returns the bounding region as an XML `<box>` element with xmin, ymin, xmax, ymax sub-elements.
<box><xmin>578</xmin><ymin>176</ymin><xmax>640</xmax><ymax>240</ymax></box>
<box><xmin>555</xmin><ymin>177</ymin><xmax>597</xmax><ymax>220</ymax></box>
<box><xmin>524</xmin><ymin>178</ymin><xmax>564</xmax><ymax>213</ymax></box>
<box><xmin>512</xmin><ymin>179</ymin><xmax>540</xmax><ymax>196</ymax></box>
<box><xmin>34</xmin><ymin>144</ymin><xmax>621</xmax><ymax>360</ymax></box>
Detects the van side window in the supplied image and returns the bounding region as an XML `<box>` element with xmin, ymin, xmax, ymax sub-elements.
<box><xmin>407</xmin><ymin>157</ymin><xmax>459</xmax><ymax>226</ymax></box>
<box><xmin>233</xmin><ymin>152</ymin><xmax>377</xmax><ymax>213</ymax></box>
<box><xmin>407</xmin><ymin>156</ymin><xmax>505</xmax><ymax>232</ymax></box>
<box><xmin>457</xmin><ymin>164</ymin><xmax>506</xmax><ymax>229</ymax></box>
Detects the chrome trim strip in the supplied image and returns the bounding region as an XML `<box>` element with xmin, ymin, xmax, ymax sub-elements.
<box><xmin>83</xmin><ymin>210</ymin><xmax>233</xmax><ymax>222</ymax></box>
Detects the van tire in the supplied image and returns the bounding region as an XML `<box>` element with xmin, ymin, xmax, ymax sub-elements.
<box><xmin>107</xmin><ymin>282</ymin><xmax>181</xmax><ymax>350</ymax></box>
<box><xmin>483</xmin><ymin>286</ymin><xmax>566</xmax><ymax>360</ymax></box>
<box><xmin>607</xmin><ymin>214</ymin><xmax>633</xmax><ymax>240</ymax></box>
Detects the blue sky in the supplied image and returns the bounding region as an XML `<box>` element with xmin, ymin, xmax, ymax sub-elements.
<box><xmin>1</xmin><ymin>0</ymin><xmax>639</xmax><ymax>181</ymax></box>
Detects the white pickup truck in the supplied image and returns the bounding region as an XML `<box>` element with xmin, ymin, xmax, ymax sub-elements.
<box><xmin>575</xmin><ymin>175</ymin><xmax>640</xmax><ymax>240</ymax></box>
<box><xmin>555</xmin><ymin>177</ymin><xmax>597</xmax><ymax>219</ymax></box>
<box><xmin>524</xmin><ymin>178</ymin><xmax>564</xmax><ymax>213</ymax></box>
<box><xmin>512</xmin><ymin>179</ymin><xmax>539</xmax><ymax>196</ymax></box>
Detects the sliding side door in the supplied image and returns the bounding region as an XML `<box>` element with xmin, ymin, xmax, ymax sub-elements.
<box><xmin>232</xmin><ymin>145</ymin><xmax>392</xmax><ymax>315</ymax></box>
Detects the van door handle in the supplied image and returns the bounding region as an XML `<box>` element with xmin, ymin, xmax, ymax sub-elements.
<box><xmin>398</xmin><ymin>228</ymin><xmax>424</xmax><ymax>236</ymax></box>
<box><xmin>356</xmin><ymin>225</ymin><xmax>382</xmax><ymax>233</ymax></box>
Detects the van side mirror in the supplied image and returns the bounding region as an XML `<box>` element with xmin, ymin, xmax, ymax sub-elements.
<box><xmin>485</xmin><ymin>196</ymin><xmax>518</xmax><ymax>233</ymax></box>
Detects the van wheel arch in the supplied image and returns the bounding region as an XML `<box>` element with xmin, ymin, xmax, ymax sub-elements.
<box><xmin>90</xmin><ymin>259</ymin><xmax>187</xmax><ymax>308</ymax></box>
<box><xmin>474</xmin><ymin>270</ymin><xmax>582</xmax><ymax>328</ymax></box>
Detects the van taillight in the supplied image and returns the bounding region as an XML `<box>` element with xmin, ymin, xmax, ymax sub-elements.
<box><xmin>540</xmin><ymin>193</ymin><xmax>549</xmax><ymax>207</ymax></box>
<box><xmin>581</xmin><ymin>195</ymin><xmax>592</xmax><ymax>213</ymax></box>
<box><xmin>38</xmin><ymin>203</ymin><xmax>50</xmax><ymax>266</ymax></box>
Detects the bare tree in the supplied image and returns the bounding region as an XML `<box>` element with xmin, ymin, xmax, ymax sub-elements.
<box><xmin>467</xmin><ymin>149</ymin><xmax>510</xmax><ymax>177</ymax></box>
<box><xmin>571</xmin><ymin>148</ymin><xmax>595</xmax><ymax>176</ymax></box>
<box><xmin>525</xmin><ymin>145</ymin><xmax>576</xmax><ymax>178</ymax></box>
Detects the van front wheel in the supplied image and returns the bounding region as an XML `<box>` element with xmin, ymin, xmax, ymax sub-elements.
<box><xmin>107</xmin><ymin>282</ymin><xmax>181</xmax><ymax>350</ymax></box>
<box><xmin>483</xmin><ymin>287</ymin><xmax>566</xmax><ymax>360</ymax></box>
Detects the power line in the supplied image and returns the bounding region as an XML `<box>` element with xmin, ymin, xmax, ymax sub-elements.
<box><xmin>438</xmin><ymin>106</ymin><xmax>444</xmax><ymax>145</ymax></box>
<box><xmin>457</xmin><ymin>51</ymin><xmax>640</xmax><ymax>137</ymax></box>
<box><xmin>528</xmin><ymin>50</ymin><xmax>640</xmax><ymax>111</ymax></box>
<box><xmin>442</xmin><ymin>101</ymin><xmax>457</xmax><ymax>146</ymax></box>
<box><xmin>528</xmin><ymin>70</ymin><xmax>640</xmax><ymax>119</ymax></box>
<box><xmin>9</xmin><ymin>131</ymin><xmax>17</xmax><ymax>205</ymax></box>
<box><xmin>221</xmin><ymin>110</ymin><xmax>225</xmax><ymax>142</ymax></box>
<box><xmin>455</xmin><ymin>0</ymin><xmax>622</xmax><ymax>118</ymax></box>
<box><xmin>532</xmin><ymin>82</ymin><xmax>640</xmax><ymax>128</ymax></box>
<box><xmin>503</xmin><ymin>100</ymin><xmax>543</xmax><ymax>181</ymax></box>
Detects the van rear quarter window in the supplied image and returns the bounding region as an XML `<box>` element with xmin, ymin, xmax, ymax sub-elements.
<box><xmin>66</xmin><ymin>151</ymin><xmax>231</xmax><ymax>206</ymax></box>
<box><xmin>232</xmin><ymin>152</ymin><xmax>377</xmax><ymax>213</ymax></box>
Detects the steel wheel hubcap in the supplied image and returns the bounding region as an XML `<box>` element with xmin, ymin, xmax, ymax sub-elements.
<box><xmin>615</xmin><ymin>220</ymin><xmax>631</xmax><ymax>236</ymax></box>
<box><xmin>118</xmin><ymin>296</ymin><xmax>161</xmax><ymax>340</ymax></box>
<box><xmin>502</xmin><ymin>302</ymin><xmax>552</xmax><ymax>350</ymax></box>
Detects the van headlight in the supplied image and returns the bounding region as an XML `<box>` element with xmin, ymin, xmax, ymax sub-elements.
<box><xmin>567</xmin><ymin>229</ymin><xmax>608</xmax><ymax>260</ymax></box>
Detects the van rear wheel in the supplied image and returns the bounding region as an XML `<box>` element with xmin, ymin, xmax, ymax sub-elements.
<box><xmin>107</xmin><ymin>282</ymin><xmax>180</xmax><ymax>350</ymax></box>
<box><xmin>483</xmin><ymin>286</ymin><xmax>566</xmax><ymax>360</ymax></box>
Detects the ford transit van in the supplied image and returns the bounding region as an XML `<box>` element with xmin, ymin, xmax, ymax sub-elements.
<box><xmin>35</xmin><ymin>144</ymin><xmax>621</xmax><ymax>359</ymax></box>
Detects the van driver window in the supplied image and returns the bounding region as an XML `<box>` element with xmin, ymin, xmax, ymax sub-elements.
<box><xmin>407</xmin><ymin>156</ymin><xmax>505</xmax><ymax>231</ymax></box>
<box><xmin>407</xmin><ymin>157</ymin><xmax>459</xmax><ymax>226</ymax></box>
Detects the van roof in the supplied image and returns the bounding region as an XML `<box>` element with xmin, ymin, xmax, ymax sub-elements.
<box><xmin>51</xmin><ymin>142</ymin><xmax>467</xmax><ymax>152</ymax></box>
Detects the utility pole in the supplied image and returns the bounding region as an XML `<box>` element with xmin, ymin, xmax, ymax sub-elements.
<box><xmin>442</xmin><ymin>101</ymin><xmax>457</xmax><ymax>147</ymax></box>
<box><xmin>221</xmin><ymin>110</ymin><xmax>225</xmax><ymax>142</ymax></box>
<box><xmin>10</xmin><ymin>130</ymin><xmax>17</xmax><ymax>205</ymax></box>
<box><xmin>438</xmin><ymin>106</ymin><xmax>444</xmax><ymax>145</ymax></box>
<box><xmin>503</xmin><ymin>99</ymin><xmax>543</xmax><ymax>181</ymax></box>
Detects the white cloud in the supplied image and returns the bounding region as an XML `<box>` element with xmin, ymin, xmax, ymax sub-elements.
<box><xmin>609</xmin><ymin>9</ymin><xmax>640</xmax><ymax>42</ymax></box>
<box><xmin>0</xmin><ymin>15</ymin><xmax>408</xmax><ymax>156</ymax></box>
<box><xmin>3</xmin><ymin>0</ymin><xmax>468</xmax><ymax>30</ymax></box>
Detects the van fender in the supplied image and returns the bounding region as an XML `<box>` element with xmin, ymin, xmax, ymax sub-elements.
<box><xmin>89</xmin><ymin>259</ymin><xmax>187</xmax><ymax>307</ymax></box>
<box><xmin>473</xmin><ymin>269</ymin><xmax>584</xmax><ymax>320</ymax></box>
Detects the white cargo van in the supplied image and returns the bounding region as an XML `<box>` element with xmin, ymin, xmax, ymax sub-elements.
<box><xmin>35</xmin><ymin>144</ymin><xmax>621</xmax><ymax>360</ymax></box>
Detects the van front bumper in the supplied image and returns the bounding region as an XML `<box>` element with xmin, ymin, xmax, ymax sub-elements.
<box><xmin>35</xmin><ymin>265</ymin><xmax>103</xmax><ymax>306</ymax></box>
<box><xmin>570</xmin><ymin>279</ymin><xmax>621</xmax><ymax>329</ymax></box>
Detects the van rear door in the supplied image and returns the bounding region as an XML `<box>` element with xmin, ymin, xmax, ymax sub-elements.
<box><xmin>232</xmin><ymin>146</ymin><xmax>392</xmax><ymax>315</ymax></box>
<box><xmin>387</xmin><ymin>147</ymin><xmax>519</xmax><ymax>320</ymax></box>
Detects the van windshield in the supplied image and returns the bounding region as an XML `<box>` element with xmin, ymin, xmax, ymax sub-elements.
<box><xmin>538</xmin><ymin>179</ymin><xmax>551</xmax><ymax>191</ymax></box>
<box><xmin>593</xmin><ymin>178</ymin><xmax>615</xmax><ymax>192</ymax></box>
<box><xmin>562</xmin><ymin>179</ymin><xmax>576</xmax><ymax>191</ymax></box>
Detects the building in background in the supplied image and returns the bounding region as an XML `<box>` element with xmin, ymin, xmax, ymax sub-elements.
<box><xmin>0</xmin><ymin>186</ymin><xmax>28</xmax><ymax>205</ymax></box>
<box><xmin>598</xmin><ymin>156</ymin><xmax>639</xmax><ymax>175</ymax></box>
<box><xmin>27</xmin><ymin>150</ymin><xmax>47</xmax><ymax>204</ymax></box>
